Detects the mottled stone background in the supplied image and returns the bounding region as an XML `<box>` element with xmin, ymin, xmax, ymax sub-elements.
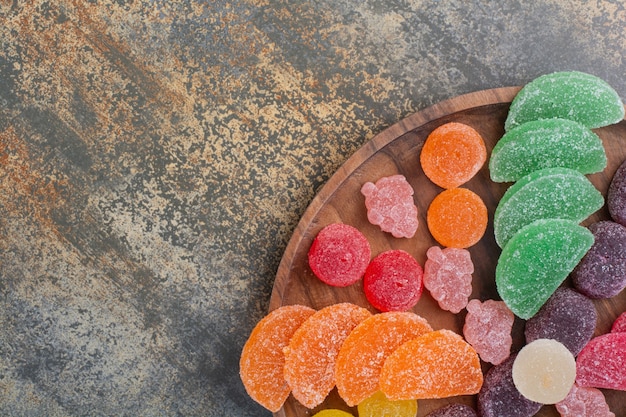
<box><xmin>0</xmin><ymin>1</ymin><xmax>624</xmax><ymax>416</ymax></box>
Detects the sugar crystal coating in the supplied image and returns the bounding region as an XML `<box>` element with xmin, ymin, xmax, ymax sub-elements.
<box><xmin>572</xmin><ymin>220</ymin><xmax>626</xmax><ymax>299</ymax></box>
<box><xmin>576</xmin><ymin>332</ymin><xmax>626</xmax><ymax>391</ymax></box>
<box><xmin>608</xmin><ymin>159</ymin><xmax>626</xmax><ymax>227</ymax></box>
<box><xmin>555</xmin><ymin>383</ymin><xmax>615</xmax><ymax>417</ymax></box>
<box><xmin>477</xmin><ymin>354</ymin><xmax>542</xmax><ymax>417</ymax></box>
<box><xmin>489</xmin><ymin>118</ymin><xmax>607</xmax><ymax>182</ymax></box>
<box><xmin>505</xmin><ymin>71</ymin><xmax>625</xmax><ymax>131</ymax></box>
<box><xmin>611</xmin><ymin>311</ymin><xmax>626</xmax><ymax>333</ymax></box>
<box><xmin>357</xmin><ymin>390</ymin><xmax>418</xmax><ymax>417</ymax></box>
<box><xmin>463</xmin><ymin>299</ymin><xmax>514</xmax><ymax>365</ymax></box>
<box><xmin>425</xmin><ymin>403</ymin><xmax>477</xmax><ymax>417</ymax></box>
<box><xmin>361</xmin><ymin>174</ymin><xmax>419</xmax><ymax>238</ymax></box>
<box><xmin>311</xmin><ymin>410</ymin><xmax>355</xmax><ymax>417</ymax></box>
<box><xmin>423</xmin><ymin>246</ymin><xmax>474</xmax><ymax>314</ymax></box>
<box><xmin>524</xmin><ymin>287</ymin><xmax>597</xmax><ymax>355</ymax></box>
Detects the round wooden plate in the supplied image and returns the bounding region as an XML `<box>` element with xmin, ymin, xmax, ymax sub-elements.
<box><xmin>269</xmin><ymin>87</ymin><xmax>626</xmax><ymax>417</ymax></box>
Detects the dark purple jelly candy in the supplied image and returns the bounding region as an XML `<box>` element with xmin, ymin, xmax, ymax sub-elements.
<box><xmin>572</xmin><ymin>221</ymin><xmax>626</xmax><ymax>298</ymax></box>
<box><xmin>425</xmin><ymin>403</ymin><xmax>477</xmax><ymax>417</ymax></box>
<box><xmin>524</xmin><ymin>287</ymin><xmax>597</xmax><ymax>355</ymax></box>
<box><xmin>608</xmin><ymin>159</ymin><xmax>626</xmax><ymax>227</ymax></box>
<box><xmin>477</xmin><ymin>355</ymin><xmax>542</xmax><ymax>417</ymax></box>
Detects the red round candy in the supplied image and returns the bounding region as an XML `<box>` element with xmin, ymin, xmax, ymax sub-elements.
<box><xmin>308</xmin><ymin>223</ymin><xmax>371</xmax><ymax>287</ymax></box>
<box><xmin>363</xmin><ymin>250</ymin><xmax>424</xmax><ymax>312</ymax></box>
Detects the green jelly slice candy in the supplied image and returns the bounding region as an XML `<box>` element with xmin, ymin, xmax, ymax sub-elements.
<box><xmin>494</xmin><ymin>167</ymin><xmax>603</xmax><ymax>248</ymax></box>
<box><xmin>505</xmin><ymin>71</ymin><xmax>625</xmax><ymax>131</ymax></box>
<box><xmin>496</xmin><ymin>218</ymin><xmax>594</xmax><ymax>320</ymax></box>
<box><xmin>489</xmin><ymin>118</ymin><xmax>607</xmax><ymax>182</ymax></box>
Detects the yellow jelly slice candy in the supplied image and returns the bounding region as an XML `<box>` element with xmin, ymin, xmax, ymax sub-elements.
<box><xmin>312</xmin><ymin>410</ymin><xmax>355</xmax><ymax>417</ymax></box>
<box><xmin>357</xmin><ymin>390</ymin><xmax>418</xmax><ymax>417</ymax></box>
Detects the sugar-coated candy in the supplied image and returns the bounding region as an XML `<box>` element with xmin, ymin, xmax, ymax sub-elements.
<box><xmin>576</xmin><ymin>332</ymin><xmax>626</xmax><ymax>391</ymax></box>
<box><xmin>611</xmin><ymin>311</ymin><xmax>626</xmax><ymax>333</ymax></box>
<box><xmin>489</xmin><ymin>118</ymin><xmax>607</xmax><ymax>182</ymax></box>
<box><xmin>505</xmin><ymin>71</ymin><xmax>625</xmax><ymax>131</ymax></box>
<box><xmin>572</xmin><ymin>221</ymin><xmax>626</xmax><ymax>299</ymax></box>
<box><xmin>423</xmin><ymin>246</ymin><xmax>473</xmax><ymax>314</ymax></box>
<box><xmin>363</xmin><ymin>250</ymin><xmax>424</xmax><ymax>312</ymax></box>
<box><xmin>608</xmin><ymin>159</ymin><xmax>626</xmax><ymax>227</ymax></box>
<box><xmin>524</xmin><ymin>287</ymin><xmax>596</xmax><ymax>355</ymax></box>
<box><xmin>308</xmin><ymin>223</ymin><xmax>371</xmax><ymax>287</ymax></box>
<box><xmin>463</xmin><ymin>299</ymin><xmax>514</xmax><ymax>365</ymax></box>
<box><xmin>425</xmin><ymin>403</ymin><xmax>477</xmax><ymax>417</ymax></box>
<box><xmin>512</xmin><ymin>339</ymin><xmax>576</xmax><ymax>404</ymax></box>
<box><xmin>427</xmin><ymin>188</ymin><xmax>488</xmax><ymax>248</ymax></box>
<box><xmin>335</xmin><ymin>311</ymin><xmax>432</xmax><ymax>406</ymax></box>
<box><xmin>496</xmin><ymin>218</ymin><xmax>594</xmax><ymax>319</ymax></box>
<box><xmin>555</xmin><ymin>383</ymin><xmax>615</xmax><ymax>417</ymax></box>
<box><xmin>311</xmin><ymin>410</ymin><xmax>355</xmax><ymax>417</ymax></box>
<box><xmin>477</xmin><ymin>355</ymin><xmax>542</xmax><ymax>417</ymax></box>
<box><xmin>283</xmin><ymin>303</ymin><xmax>371</xmax><ymax>409</ymax></box>
<box><xmin>380</xmin><ymin>329</ymin><xmax>483</xmax><ymax>400</ymax></box>
<box><xmin>493</xmin><ymin>167</ymin><xmax>603</xmax><ymax>248</ymax></box>
<box><xmin>420</xmin><ymin>122</ymin><xmax>487</xmax><ymax>189</ymax></box>
<box><xmin>357</xmin><ymin>390</ymin><xmax>418</xmax><ymax>417</ymax></box>
<box><xmin>239</xmin><ymin>305</ymin><xmax>316</xmax><ymax>412</ymax></box>
<box><xmin>361</xmin><ymin>174</ymin><xmax>419</xmax><ymax>238</ymax></box>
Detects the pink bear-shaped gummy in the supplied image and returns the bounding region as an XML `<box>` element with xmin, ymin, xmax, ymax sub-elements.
<box><xmin>423</xmin><ymin>246</ymin><xmax>473</xmax><ymax>313</ymax></box>
<box><xmin>361</xmin><ymin>175</ymin><xmax>419</xmax><ymax>238</ymax></box>
<box><xmin>556</xmin><ymin>384</ymin><xmax>615</xmax><ymax>417</ymax></box>
<box><xmin>463</xmin><ymin>299</ymin><xmax>514</xmax><ymax>365</ymax></box>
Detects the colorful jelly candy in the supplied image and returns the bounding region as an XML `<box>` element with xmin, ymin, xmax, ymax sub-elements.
<box><xmin>496</xmin><ymin>218</ymin><xmax>594</xmax><ymax>319</ymax></box>
<box><xmin>463</xmin><ymin>299</ymin><xmax>514</xmax><ymax>365</ymax></box>
<box><xmin>425</xmin><ymin>403</ymin><xmax>478</xmax><ymax>417</ymax></box>
<box><xmin>308</xmin><ymin>223</ymin><xmax>371</xmax><ymax>287</ymax></box>
<box><xmin>335</xmin><ymin>311</ymin><xmax>432</xmax><ymax>406</ymax></box>
<box><xmin>608</xmin><ymin>159</ymin><xmax>626</xmax><ymax>227</ymax></box>
<box><xmin>505</xmin><ymin>71</ymin><xmax>625</xmax><ymax>131</ymax></box>
<box><xmin>611</xmin><ymin>311</ymin><xmax>626</xmax><ymax>333</ymax></box>
<box><xmin>380</xmin><ymin>329</ymin><xmax>483</xmax><ymax>400</ymax></box>
<box><xmin>576</xmin><ymin>332</ymin><xmax>626</xmax><ymax>391</ymax></box>
<box><xmin>423</xmin><ymin>246</ymin><xmax>473</xmax><ymax>313</ymax></box>
<box><xmin>311</xmin><ymin>410</ymin><xmax>355</xmax><ymax>417</ymax></box>
<box><xmin>426</xmin><ymin>188</ymin><xmax>488</xmax><ymax>248</ymax></box>
<box><xmin>493</xmin><ymin>167</ymin><xmax>603</xmax><ymax>248</ymax></box>
<box><xmin>239</xmin><ymin>305</ymin><xmax>316</xmax><ymax>412</ymax></box>
<box><xmin>361</xmin><ymin>174</ymin><xmax>419</xmax><ymax>238</ymax></box>
<box><xmin>524</xmin><ymin>287</ymin><xmax>597</xmax><ymax>356</ymax></box>
<box><xmin>512</xmin><ymin>338</ymin><xmax>576</xmax><ymax>404</ymax></box>
<box><xmin>283</xmin><ymin>303</ymin><xmax>371</xmax><ymax>408</ymax></box>
<box><xmin>555</xmin><ymin>383</ymin><xmax>615</xmax><ymax>417</ymax></box>
<box><xmin>357</xmin><ymin>390</ymin><xmax>418</xmax><ymax>417</ymax></box>
<box><xmin>363</xmin><ymin>250</ymin><xmax>424</xmax><ymax>312</ymax></box>
<box><xmin>572</xmin><ymin>221</ymin><xmax>626</xmax><ymax>299</ymax></box>
<box><xmin>420</xmin><ymin>122</ymin><xmax>487</xmax><ymax>189</ymax></box>
<box><xmin>477</xmin><ymin>355</ymin><xmax>542</xmax><ymax>417</ymax></box>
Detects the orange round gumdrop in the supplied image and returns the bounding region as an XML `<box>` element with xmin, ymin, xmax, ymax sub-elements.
<box><xmin>335</xmin><ymin>311</ymin><xmax>432</xmax><ymax>406</ymax></box>
<box><xmin>427</xmin><ymin>188</ymin><xmax>488</xmax><ymax>248</ymax></box>
<box><xmin>239</xmin><ymin>305</ymin><xmax>316</xmax><ymax>412</ymax></box>
<box><xmin>283</xmin><ymin>303</ymin><xmax>372</xmax><ymax>409</ymax></box>
<box><xmin>420</xmin><ymin>122</ymin><xmax>487</xmax><ymax>189</ymax></box>
<box><xmin>380</xmin><ymin>329</ymin><xmax>483</xmax><ymax>400</ymax></box>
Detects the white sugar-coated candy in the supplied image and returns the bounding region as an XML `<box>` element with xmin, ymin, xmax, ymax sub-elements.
<box><xmin>512</xmin><ymin>339</ymin><xmax>576</xmax><ymax>404</ymax></box>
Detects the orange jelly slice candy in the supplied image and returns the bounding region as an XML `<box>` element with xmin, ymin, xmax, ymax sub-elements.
<box><xmin>335</xmin><ymin>311</ymin><xmax>432</xmax><ymax>406</ymax></box>
<box><xmin>284</xmin><ymin>303</ymin><xmax>372</xmax><ymax>409</ymax></box>
<box><xmin>420</xmin><ymin>122</ymin><xmax>487</xmax><ymax>189</ymax></box>
<box><xmin>380</xmin><ymin>329</ymin><xmax>483</xmax><ymax>400</ymax></box>
<box><xmin>239</xmin><ymin>305</ymin><xmax>316</xmax><ymax>412</ymax></box>
<box><xmin>427</xmin><ymin>188</ymin><xmax>488</xmax><ymax>248</ymax></box>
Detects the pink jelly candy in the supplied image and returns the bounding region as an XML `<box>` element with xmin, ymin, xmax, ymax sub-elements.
<box><xmin>611</xmin><ymin>311</ymin><xmax>626</xmax><ymax>333</ymax></box>
<box><xmin>424</xmin><ymin>246</ymin><xmax>473</xmax><ymax>313</ymax></box>
<box><xmin>361</xmin><ymin>174</ymin><xmax>419</xmax><ymax>238</ymax></box>
<box><xmin>463</xmin><ymin>299</ymin><xmax>514</xmax><ymax>365</ymax></box>
<box><xmin>576</xmin><ymin>332</ymin><xmax>626</xmax><ymax>390</ymax></box>
<box><xmin>555</xmin><ymin>383</ymin><xmax>615</xmax><ymax>417</ymax></box>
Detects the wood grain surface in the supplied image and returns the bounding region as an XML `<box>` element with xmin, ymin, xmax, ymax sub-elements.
<box><xmin>269</xmin><ymin>87</ymin><xmax>626</xmax><ymax>417</ymax></box>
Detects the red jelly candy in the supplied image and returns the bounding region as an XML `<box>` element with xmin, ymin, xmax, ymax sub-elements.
<box><xmin>576</xmin><ymin>332</ymin><xmax>626</xmax><ymax>390</ymax></box>
<box><xmin>611</xmin><ymin>311</ymin><xmax>626</xmax><ymax>333</ymax></box>
<box><xmin>363</xmin><ymin>250</ymin><xmax>424</xmax><ymax>312</ymax></box>
<box><xmin>361</xmin><ymin>174</ymin><xmax>419</xmax><ymax>238</ymax></box>
<box><xmin>308</xmin><ymin>223</ymin><xmax>371</xmax><ymax>287</ymax></box>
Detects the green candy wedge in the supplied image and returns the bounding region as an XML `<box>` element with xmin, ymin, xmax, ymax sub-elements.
<box><xmin>505</xmin><ymin>71</ymin><xmax>625</xmax><ymax>131</ymax></box>
<box><xmin>489</xmin><ymin>118</ymin><xmax>607</xmax><ymax>183</ymax></box>
<box><xmin>496</xmin><ymin>218</ymin><xmax>594</xmax><ymax>320</ymax></box>
<box><xmin>494</xmin><ymin>167</ymin><xmax>603</xmax><ymax>248</ymax></box>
